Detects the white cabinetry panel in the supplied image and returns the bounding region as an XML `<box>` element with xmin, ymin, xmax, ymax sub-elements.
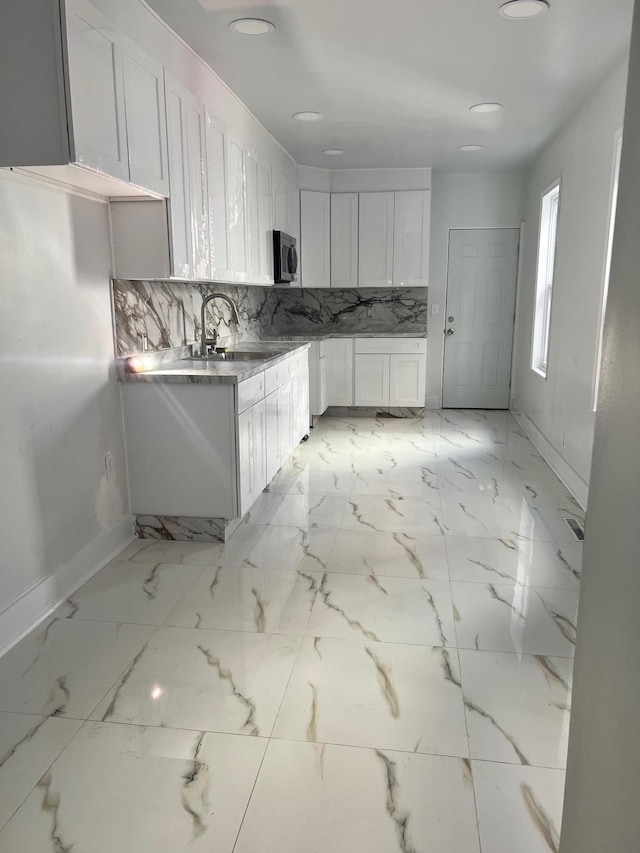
<box><xmin>245</xmin><ymin>149</ymin><xmax>274</xmax><ymax>285</ymax></box>
<box><xmin>226</xmin><ymin>136</ymin><xmax>248</xmax><ymax>282</ymax></box>
<box><xmin>389</xmin><ymin>354</ymin><xmax>427</xmax><ymax>407</ymax></box>
<box><xmin>358</xmin><ymin>192</ymin><xmax>395</xmax><ymax>287</ymax></box>
<box><xmin>331</xmin><ymin>193</ymin><xmax>359</xmax><ymax>288</ymax></box>
<box><xmin>205</xmin><ymin>113</ymin><xmax>231</xmax><ymax>281</ymax></box>
<box><xmin>325</xmin><ymin>339</ymin><xmax>354</xmax><ymax>406</ymax></box>
<box><xmin>354</xmin><ymin>355</ymin><xmax>390</xmax><ymax>406</ymax></box>
<box><xmin>257</xmin><ymin>159</ymin><xmax>274</xmax><ymax>284</ymax></box>
<box><xmin>301</xmin><ymin>191</ymin><xmax>330</xmax><ymax>288</ymax></box>
<box><xmin>122</xmin><ymin>42</ymin><xmax>168</xmax><ymax>195</ymax></box>
<box><xmin>65</xmin><ymin>0</ymin><xmax>128</xmax><ymax>180</ymax></box>
<box><xmin>393</xmin><ymin>190</ymin><xmax>430</xmax><ymax>287</ymax></box>
<box><xmin>164</xmin><ymin>73</ymin><xmax>191</xmax><ymax>278</ymax></box>
<box><xmin>184</xmin><ymin>95</ymin><xmax>209</xmax><ymax>279</ymax></box>
<box><xmin>238</xmin><ymin>399</ymin><xmax>266</xmax><ymax>516</ymax></box>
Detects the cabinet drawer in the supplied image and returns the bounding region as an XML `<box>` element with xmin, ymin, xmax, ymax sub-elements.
<box><xmin>265</xmin><ymin>359</ymin><xmax>292</xmax><ymax>395</ymax></box>
<box><xmin>354</xmin><ymin>337</ymin><xmax>427</xmax><ymax>355</ymax></box>
<box><xmin>237</xmin><ymin>372</ymin><xmax>265</xmax><ymax>413</ymax></box>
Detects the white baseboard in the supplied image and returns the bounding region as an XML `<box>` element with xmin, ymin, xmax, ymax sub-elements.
<box><xmin>0</xmin><ymin>515</ymin><xmax>135</xmax><ymax>658</ymax></box>
<box><xmin>511</xmin><ymin>407</ymin><xmax>589</xmax><ymax>511</ymax></box>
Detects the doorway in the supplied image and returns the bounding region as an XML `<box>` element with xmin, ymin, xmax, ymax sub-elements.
<box><xmin>442</xmin><ymin>228</ymin><xmax>520</xmax><ymax>408</ymax></box>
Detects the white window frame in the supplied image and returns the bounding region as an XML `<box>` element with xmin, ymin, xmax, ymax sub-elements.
<box><xmin>592</xmin><ymin>130</ymin><xmax>623</xmax><ymax>411</ymax></box>
<box><xmin>531</xmin><ymin>180</ymin><xmax>561</xmax><ymax>378</ymax></box>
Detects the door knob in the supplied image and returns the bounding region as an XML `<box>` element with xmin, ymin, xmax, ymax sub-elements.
<box><xmin>448</xmin><ymin>316</ymin><xmax>455</xmax><ymax>323</ymax></box>
<box><xmin>445</xmin><ymin>328</ymin><xmax>454</xmax><ymax>336</ymax></box>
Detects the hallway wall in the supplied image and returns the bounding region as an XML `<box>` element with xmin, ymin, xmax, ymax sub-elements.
<box><xmin>511</xmin><ymin>60</ymin><xmax>628</xmax><ymax>504</ymax></box>
<box><xmin>0</xmin><ymin>172</ymin><xmax>132</xmax><ymax>654</ymax></box>
<box><xmin>560</xmin><ymin>3</ymin><xmax>640</xmax><ymax>848</ymax></box>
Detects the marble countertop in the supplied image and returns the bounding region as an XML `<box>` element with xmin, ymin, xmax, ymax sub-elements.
<box><xmin>262</xmin><ymin>324</ymin><xmax>427</xmax><ymax>341</ymax></box>
<box><xmin>119</xmin><ymin>341</ymin><xmax>310</xmax><ymax>385</ymax></box>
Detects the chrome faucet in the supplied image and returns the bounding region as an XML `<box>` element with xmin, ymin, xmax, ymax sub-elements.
<box><xmin>199</xmin><ymin>293</ymin><xmax>240</xmax><ymax>357</ymax></box>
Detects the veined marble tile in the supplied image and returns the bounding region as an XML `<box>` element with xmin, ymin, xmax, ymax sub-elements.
<box><xmin>0</xmin><ymin>722</ymin><xmax>267</xmax><ymax>853</ymax></box>
<box><xmin>163</xmin><ymin>566</ymin><xmax>321</xmax><ymax>634</ymax></box>
<box><xmin>459</xmin><ymin>649</ymin><xmax>573</xmax><ymax>769</ymax></box>
<box><xmin>55</xmin><ymin>561</ymin><xmax>203</xmax><ymax>626</ymax></box>
<box><xmin>0</xmin><ymin>713</ymin><xmax>82</xmax><ymax>832</ymax></box>
<box><xmin>342</xmin><ymin>496</ymin><xmax>445</xmax><ymax>535</ymax></box>
<box><xmin>350</xmin><ymin>470</ymin><xmax>440</xmax><ymax>500</ymax></box>
<box><xmin>473</xmin><ymin>761</ymin><xmax>565</xmax><ymax>853</ymax></box>
<box><xmin>0</xmin><ymin>618</ymin><xmax>154</xmax><ymax>718</ymax></box>
<box><xmin>220</xmin><ymin>523</ymin><xmax>338</xmax><ymax>571</ymax></box>
<box><xmin>437</xmin><ymin>455</ymin><xmax>507</xmax><ymax>487</ymax></box>
<box><xmin>326</xmin><ymin>529</ymin><xmax>449</xmax><ymax>579</ymax></box>
<box><xmin>441</xmin><ymin>500</ymin><xmax>567</xmax><ymax>542</ymax></box>
<box><xmin>116</xmin><ymin>539</ymin><xmax>227</xmax><ymax>566</ymax></box>
<box><xmin>245</xmin><ymin>493</ymin><xmax>349</xmax><ymax>528</ymax></box>
<box><xmin>445</xmin><ymin>536</ymin><xmax>581</xmax><ymax>588</ymax></box>
<box><xmin>438</xmin><ymin>473</ymin><xmax>502</xmax><ymax>506</ymax></box>
<box><xmin>90</xmin><ymin>626</ymin><xmax>300</xmax><ymax>736</ymax></box>
<box><xmin>451</xmin><ymin>582</ymin><xmax>579</xmax><ymax>656</ymax></box>
<box><xmin>501</xmin><ymin>470</ymin><xmax>583</xmax><ymax>513</ymax></box>
<box><xmin>116</xmin><ymin>539</ymin><xmax>156</xmax><ymax>561</ymax></box>
<box><xmin>306</xmin><ymin>574</ymin><xmax>455</xmax><ymax>646</ymax></box>
<box><xmin>234</xmin><ymin>739</ymin><xmax>480</xmax><ymax>853</ymax></box>
<box><xmin>267</xmin><ymin>468</ymin><xmax>357</xmax><ymax>496</ymax></box>
<box><xmin>272</xmin><ymin>637</ymin><xmax>468</xmax><ymax>756</ymax></box>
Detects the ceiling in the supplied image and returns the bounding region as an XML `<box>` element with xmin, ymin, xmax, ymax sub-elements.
<box><xmin>145</xmin><ymin>0</ymin><xmax>634</xmax><ymax>171</ymax></box>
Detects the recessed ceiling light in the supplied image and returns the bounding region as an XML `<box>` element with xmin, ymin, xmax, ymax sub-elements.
<box><xmin>458</xmin><ymin>145</ymin><xmax>484</xmax><ymax>152</ymax></box>
<box><xmin>293</xmin><ymin>111</ymin><xmax>324</xmax><ymax>122</ymax></box>
<box><xmin>470</xmin><ymin>102</ymin><xmax>503</xmax><ymax>114</ymax></box>
<box><xmin>498</xmin><ymin>0</ymin><xmax>549</xmax><ymax>19</ymax></box>
<box><xmin>323</xmin><ymin>148</ymin><xmax>345</xmax><ymax>155</ymax></box>
<box><xmin>229</xmin><ymin>18</ymin><xmax>275</xmax><ymax>36</ymax></box>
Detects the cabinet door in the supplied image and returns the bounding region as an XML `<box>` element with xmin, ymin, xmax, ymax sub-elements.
<box><xmin>65</xmin><ymin>0</ymin><xmax>128</xmax><ymax>180</ymax></box>
<box><xmin>164</xmin><ymin>73</ymin><xmax>191</xmax><ymax>277</ymax></box>
<box><xmin>278</xmin><ymin>381</ymin><xmax>293</xmax><ymax>466</ymax></box>
<box><xmin>287</xmin><ymin>178</ymin><xmax>300</xmax><ymax>243</ymax></box>
<box><xmin>205</xmin><ymin>112</ymin><xmax>231</xmax><ymax>281</ymax></box>
<box><xmin>183</xmin><ymin>93</ymin><xmax>209</xmax><ymax>279</ymax></box>
<box><xmin>300</xmin><ymin>191</ymin><xmax>330</xmax><ymax>288</ymax></box>
<box><xmin>325</xmin><ymin>339</ymin><xmax>354</xmax><ymax>406</ymax></box>
<box><xmin>389</xmin><ymin>354</ymin><xmax>426</xmax><ymax>407</ymax></box>
<box><xmin>359</xmin><ymin>192</ymin><xmax>394</xmax><ymax>287</ymax></box>
<box><xmin>245</xmin><ymin>149</ymin><xmax>260</xmax><ymax>284</ymax></box>
<box><xmin>122</xmin><ymin>41</ymin><xmax>168</xmax><ymax>195</ymax></box>
<box><xmin>393</xmin><ymin>190</ymin><xmax>430</xmax><ymax>287</ymax></box>
<box><xmin>272</xmin><ymin>168</ymin><xmax>287</xmax><ymax>232</ymax></box>
<box><xmin>354</xmin><ymin>354</ymin><xmax>390</xmax><ymax>406</ymax></box>
<box><xmin>265</xmin><ymin>391</ymin><xmax>280</xmax><ymax>481</ymax></box>
<box><xmin>237</xmin><ymin>406</ymin><xmax>254</xmax><ymax>514</ymax></box>
<box><xmin>252</xmin><ymin>399</ymin><xmax>267</xmax><ymax>499</ymax></box>
<box><xmin>331</xmin><ymin>193</ymin><xmax>358</xmax><ymax>287</ymax></box>
<box><xmin>257</xmin><ymin>159</ymin><xmax>274</xmax><ymax>284</ymax></box>
<box><xmin>226</xmin><ymin>136</ymin><xmax>248</xmax><ymax>281</ymax></box>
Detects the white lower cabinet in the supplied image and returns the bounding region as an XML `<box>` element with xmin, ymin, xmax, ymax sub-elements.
<box><xmin>308</xmin><ymin>341</ymin><xmax>327</xmax><ymax>417</ymax></box>
<box><xmin>121</xmin><ymin>348</ymin><xmax>309</xmax><ymax>522</ymax></box>
<box><xmin>354</xmin><ymin>354</ymin><xmax>390</xmax><ymax>406</ymax></box>
<box><xmin>237</xmin><ymin>398</ymin><xmax>266</xmax><ymax>515</ymax></box>
<box><xmin>325</xmin><ymin>338</ymin><xmax>354</xmax><ymax>406</ymax></box>
<box><xmin>389</xmin><ymin>353</ymin><xmax>427</xmax><ymax>407</ymax></box>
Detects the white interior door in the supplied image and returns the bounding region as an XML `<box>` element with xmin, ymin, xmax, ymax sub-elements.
<box><xmin>442</xmin><ymin>228</ymin><xmax>520</xmax><ymax>409</ymax></box>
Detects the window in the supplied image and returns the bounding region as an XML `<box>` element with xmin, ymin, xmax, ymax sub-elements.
<box><xmin>592</xmin><ymin>131</ymin><xmax>623</xmax><ymax>411</ymax></box>
<box><xmin>531</xmin><ymin>181</ymin><xmax>561</xmax><ymax>377</ymax></box>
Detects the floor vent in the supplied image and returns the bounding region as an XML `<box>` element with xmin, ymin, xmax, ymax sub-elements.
<box><xmin>564</xmin><ymin>517</ymin><xmax>585</xmax><ymax>542</ymax></box>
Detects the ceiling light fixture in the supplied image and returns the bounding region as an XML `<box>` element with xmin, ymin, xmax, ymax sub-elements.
<box><xmin>458</xmin><ymin>145</ymin><xmax>484</xmax><ymax>152</ymax></box>
<box><xmin>293</xmin><ymin>111</ymin><xmax>324</xmax><ymax>121</ymax></box>
<box><xmin>323</xmin><ymin>148</ymin><xmax>345</xmax><ymax>155</ymax></box>
<box><xmin>470</xmin><ymin>102</ymin><xmax>503</xmax><ymax>114</ymax></box>
<box><xmin>229</xmin><ymin>18</ymin><xmax>275</xmax><ymax>36</ymax></box>
<box><xmin>498</xmin><ymin>0</ymin><xmax>549</xmax><ymax>19</ymax></box>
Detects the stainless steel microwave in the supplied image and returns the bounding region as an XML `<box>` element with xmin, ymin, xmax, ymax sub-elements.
<box><xmin>273</xmin><ymin>231</ymin><xmax>298</xmax><ymax>283</ymax></box>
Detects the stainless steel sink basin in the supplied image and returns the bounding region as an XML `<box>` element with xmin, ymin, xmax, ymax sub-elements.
<box><xmin>183</xmin><ymin>351</ymin><xmax>278</xmax><ymax>362</ymax></box>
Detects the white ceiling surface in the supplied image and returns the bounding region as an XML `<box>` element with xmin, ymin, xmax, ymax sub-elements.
<box><xmin>145</xmin><ymin>0</ymin><xmax>633</xmax><ymax>170</ymax></box>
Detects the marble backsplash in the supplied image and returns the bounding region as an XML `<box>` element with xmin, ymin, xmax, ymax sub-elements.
<box><xmin>112</xmin><ymin>280</ymin><xmax>428</xmax><ymax>357</ymax></box>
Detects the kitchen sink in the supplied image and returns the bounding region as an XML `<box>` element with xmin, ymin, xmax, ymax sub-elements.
<box><xmin>183</xmin><ymin>351</ymin><xmax>278</xmax><ymax>362</ymax></box>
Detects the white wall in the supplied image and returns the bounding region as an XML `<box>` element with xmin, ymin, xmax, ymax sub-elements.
<box><xmin>560</xmin><ymin>6</ymin><xmax>640</xmax><ymax>848</ymax></box>
<box><xmin>0</xmin><ymin>172</ymin><xmax>132</xmax><ymax>654</ymax></box>
<box><xmin>511</xmin><ymin>61</ymin><xmax>628</xmax><ymax>499</ymax></box>
<box><xmin>426</xmin><ymin>171</ymin><xmax>526</xmax><ymax>407</ymax></box>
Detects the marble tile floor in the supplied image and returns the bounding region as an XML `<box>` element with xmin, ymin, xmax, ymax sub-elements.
<box><xmin>0</xmin><ymin>410</ymin><xmax>582</xmax><ymax>852</ymax></box>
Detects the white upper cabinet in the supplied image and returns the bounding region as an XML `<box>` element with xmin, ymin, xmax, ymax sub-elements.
<box><xmin>64</xmin><ymin>0</ymin><xmax>128</xmax><ymax>181</ymax></box>
<box><xmin>164</xmin><ymin>72</ymin><xmax>208</xmax><ymax>279</ymax></box>
<box><xmin>331</xmin><ymin>193</ymin><xmax>359</xmax><ymax>288</ymax></box>
<box><xmin>226</xmin><ymin>136</ymin><xmax>248</xmax><ymax>282</ymax></box>
<box><xmin>300</xmin><ymin>191</ymin><xmax>330</xmax><ymax>288</ymax></box>
<box><xmin>257</xmin><ymin>158</ymin><xmax>274</xmax><ymax>284</ymax></box>
<box><xmin>122</xmin><ymin>41</ymin><xmax>169</xmax><ymax>196</ymax></box>
<box><xmin>358</xmin><ymin>192</ymin><xmax>395</xmax><ymax>287</ymax></box>
<box><xmin>245</xmin><ymin>149</ymin><xmax>274</xmax><ymax>285</ymax></box>
<box><xmin>205</xmin><ymin>112</ymin><xmax>231</xmax><ymax>282</ymax></box>
<box><xmin>393</xmin><ymin>190</ymin><xmax>430</xmax><ymax>286</ymax></box>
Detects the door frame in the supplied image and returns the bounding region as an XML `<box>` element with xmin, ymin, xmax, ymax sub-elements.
<box><xmin>441</xmin><ymin>226</ymin><xmax>522</xmax><ymax>409</ymax></box>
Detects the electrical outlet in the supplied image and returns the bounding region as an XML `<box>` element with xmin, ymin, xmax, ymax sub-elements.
<box><xmin>105</xmin><ymin>453</ymin><xmax>116</xmax><ymax>482</ymax></box>
<box><xmin>366</xmin><ymin>305</ymin><xmax>374</xmax><ymax>319</ymax></box>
